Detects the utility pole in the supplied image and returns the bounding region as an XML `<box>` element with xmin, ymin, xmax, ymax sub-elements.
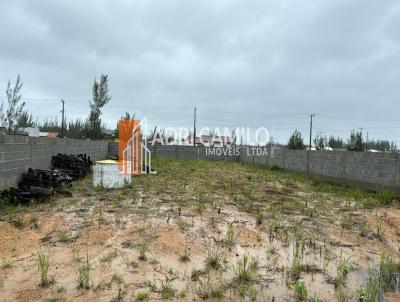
<box><xmin>307</xmin><ymin>113</ymin><xmax>315</xmax><ymax>173</ymax></box>
<box><xmin>60</xmin><ymin>99</ymin><xmax>65</xmax><ymax>138</ymax></box>
<box><xmin>366</xmin><ymin>131</ymin><xmax>369</xmax><ymax>152</ymax></box>
<box><xmin>359</xmin><ymin>127</ymin><xmax>364</xmax><ymax>152</ymax></box>
<box><xmin>309</xmin><ymin>114</ymin><xmax>315</xmax><ymax>150</ymax></box>
<box><xmin>193</xmin><ymin>106</ymin><xmax>197</xmax><ymax>146</ymax></box>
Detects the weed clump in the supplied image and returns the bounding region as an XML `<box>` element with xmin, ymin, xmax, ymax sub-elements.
<box><xmin>224</xmin><ymin>223</ymin><xmax>236</xmax><ymax>250</ymax></box>
<box><xmin>233</xmin><ymin>255</ymin><xmax>258</xmax><ymax>285</ymax></box>
<box><xmin>178</xmin><ymin>248</ymin><xmax>191</xmax><ymax>262</ymax></box>
<box><xmin>2</xmin><ymin>257</ymin><xmax>12</xmax><ymax>269</ymax></box>
<box><xmin>37</xmin><ymin>251</ymin><xmax>53</xmax><ymax>286</ymax></box>
<box><xmin>376</xmin><ymin>190</ymin><xmax>393</xmax><ymax>206</ymax></box>
<box><xmin>138</xmin><ymin>240</ymin><xmax>149</xmax><ymax>261</ymax></box>
<box><xmin>76</xmin><ymin>252</ymin><xmax>91</xmax><ymax>289</ymax></box>
<box><xmin>135</xmin><ymin>291</ymin><xmax>149</xmax><ymax>301</ymax></box>
<box><xmin>205</xmin><ymin>248</ymin><xmax>224</xmax><ymax>270</ymax></box>
<box><xmin>335</xmin><ymin>258</ymin><xmax>351</xmax><ymax>287</ymax></box>
<box><xmin>293</xmin><ymin>280</ymin><xmax>308</xmax><ymax>301</ymax></box>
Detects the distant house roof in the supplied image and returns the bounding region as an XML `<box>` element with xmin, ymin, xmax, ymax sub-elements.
<box><xmin>39</xmin><ymin>132</ymin><xmax>59</xmax><ymax>138</ymax></box>
<box><xmin>102</xmin><ymin>129</ymin><xmax>115</xmax><ymax>137</ymax></box>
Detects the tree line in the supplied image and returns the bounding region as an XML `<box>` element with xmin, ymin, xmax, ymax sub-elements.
<box><xmin>0</xmin><ymin>74</ymin><xmax>111</xmax><ymax>140</ymax></box>
<box><xmin>287</xmin><ymin>129</ymin><xmax>397</xmax><ymax>152</ymax></box>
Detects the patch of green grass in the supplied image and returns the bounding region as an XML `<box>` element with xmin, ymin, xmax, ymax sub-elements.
<box><xmin>270</xmin><ymin>165</ymin><xmax>281</xmax><ymax>171</ymax></box>
<box><xmin>135</xmin><ymin>291</ymin><xmax>149</xmax><ymax>301</ymax></box>
<box><xmin>205</xmin><ymin>248</ymin><xmax>223</xmax><ymax>270</ymax></box>
<box><xmin>161</xmin><ymin>277</ymin><xmax>175</xmax><ymax>299</ymax></box>
<box><xmin>76</xmin><ymin>252</ymin><xmax>91</xmax><ymax>289</ymax></box>
<box><xmin>376</xmin><ymin>190</ymin><xmax>394</xmax><ymax>206</ymax></box>
<box><xmin>233</xmin><ymin>255</ymin><xmax>257</xmax><ymax>285</ymax></box>
<box><xmin>293</xmin><ymin>280</ymin><xmax>308</xmax><ymax>301</ymax></box>
<box><xmin>37</xmin><ymin>251</ymin><xmax>53</xmax><ymax>286</ymax></box>
<box><xmin>335</xmin><ymin>258</ymin><xmax>351</xmax><ymax>287</ymax></box>
<box><xmin>7</xmin><ymin>208</ymin><xmax>24</xmax><ymax>228</ymax></box>
<box><xmin>2</xmin><ymin>257</ymin><xmax>12</xmax><ymax>269</ymax></box>
<box><xmin>379</xmin><ymin>252</ymin><xmax>399</xmax><ymax>292</ymax></box>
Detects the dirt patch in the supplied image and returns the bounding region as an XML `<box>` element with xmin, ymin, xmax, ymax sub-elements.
<box><xmin>0</xmin><ymin>159</ymin><xmax>399</xmax><ymax>301</ymax></box>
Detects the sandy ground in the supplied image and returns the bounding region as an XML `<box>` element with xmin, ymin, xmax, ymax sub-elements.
<box><xmin>0</xmin><ymin>158</ymin><xmax>399</xmax><ymax>301</ymax></box>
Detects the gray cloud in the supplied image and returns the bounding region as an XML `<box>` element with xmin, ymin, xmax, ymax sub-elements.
<box><xmin>0</xmin><ymin>0</ymin><xmax>399</xmax><ymax>143</ymax></box>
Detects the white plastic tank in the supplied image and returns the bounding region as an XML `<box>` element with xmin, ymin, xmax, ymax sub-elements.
<box><xmin>93</xmin><ymin>160</ymin><xmax>131</xmax><ymax>188</ymax></box>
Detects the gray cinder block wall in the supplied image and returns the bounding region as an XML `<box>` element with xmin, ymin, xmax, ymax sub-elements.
<box><xmin>109</xmin><ymin>143</ymin><xmax>240</xmax><ymax>161</ymax></box>
<box><xmin>0</xmin><ymin>135</ymin><xmax>108</xmax><ymax>190</ymax></box>
<box><xmin>109</xmin><ymin>143</ymin><xmax>400</xmax><ymax>192</ymax></box>
<box><xmin>240</xmin><ymin>148</ymin><xmax>400</xmax><ymax>192</ymax></box>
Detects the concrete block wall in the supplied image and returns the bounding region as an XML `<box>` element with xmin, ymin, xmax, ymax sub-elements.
<box><xmin>0</xmin><ymin>135</ymin><xmax>108</xmax><ymax>190</ymax></box>
<box><xmin>240</xmin><ymin>148</ymin><xmax>400</xmax><ymax>191</ymax></box>
<box><xmin>108</xmin><ymin>143</ymin><xmax>400</xmax><ymax>192</ymax></box>
<box><xmin>109</xmin><ymin>143</ymin><xmax>239</xmax><ymax>161</ymax></box>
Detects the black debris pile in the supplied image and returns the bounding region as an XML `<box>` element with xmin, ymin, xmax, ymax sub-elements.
<box><xmin>52</xmin><ymin>153</ymin><xmax>92</xmax><ymax>179</ymax></box>
<box><xmin>1</xmin><ymin>153</ymin><xmax>93</xmax><ymax>204</ymax></box>
<box><xmin>19</xmin><ymin>168</ymin><xmax>73</xmax><ymax>190</ymax></box>
<box><xmin>0</xmin><ymin>187</ymin><xmax>53</xmax><ymax>204</ymax></box>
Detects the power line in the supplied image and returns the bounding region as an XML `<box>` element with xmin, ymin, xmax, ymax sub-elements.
<box><xmin>318</xmin><ymin>114</ymin><xmax>400</xmax><ymax>122</ymax></box>
<box><xmin>197</xmin><ymin>107</ymin><xmax>308</xmax><ymax>117</ymax></box>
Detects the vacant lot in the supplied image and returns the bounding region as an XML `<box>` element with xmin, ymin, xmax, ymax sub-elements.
<box><xmin>0</xmin><ymin>158</ymin><xmax>399</xmax><ymax>301</ymax></box>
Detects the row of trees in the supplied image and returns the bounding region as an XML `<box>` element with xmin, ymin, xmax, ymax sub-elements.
<box><xmin>0</xmin><ymin>74</ymin><xmax>111</xmax><ymax>140</ymax></box>
<box><xmin>288</xmin><ymin>129</ymin><xmax>397</xmax><ymax>152</ymax></box>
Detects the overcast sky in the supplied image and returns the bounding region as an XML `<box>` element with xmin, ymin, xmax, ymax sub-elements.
<box><xmin>0</xmin><ymin>0</ymin><xmax>399</xmax><ymax>144</ymax></box>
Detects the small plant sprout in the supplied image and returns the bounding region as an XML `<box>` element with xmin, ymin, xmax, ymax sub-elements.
<box><xmin>135</xmin><ymin>291</ymin><xmax>149</xmax><ymax>301</ymax></box>
<box><xmin>76</xmin><ymin>252</ymin><xmax>91</xmax><ymax>289</ymax></box>
<box><xmin>256</xmin><ymin>210</ymin><xmax>264</xmax><ymax>226</ymax></box>
<box><xmin>335</xmin><ymin>257</ymin><xmax>351</xmax><ymax>287</ymax></box>
<box><xmin>138</xmin><ymin>240</ymin><xmax>149</xmax><ymax>261</ymax></box>
<box><xmin>224</xmin><ymin>223</ymin><xmax>236</xmax><ymax>250</ymax></box>
<box><xmin>37</xmin><ymin>250</ymin><xmax>53</xmax><ymax>286</ymax></box>
<box><xmin>161</xmin><ymin>274</ymin><xmax>175</xmax><ymax>299</ymax></box>
<box><xmin>112</xmin><ymin>274</ymin><xmax>127</xmax><ymax>301</ymax></box>
<box><xmin>379</xmin><ymin>252</ymin><xmax>398</xmax><ymax>292</ymax></box>
<box><xmin>293</xmin><ymin>280</ymin><xmax>308</xmax><ymax>301</ymax></box>
<box><xmin>178</xmin><ymin>288</ymin><xmax>187</xmax><ymax>298</ymax></box>
<box><xmin>233</xmin><ymin>255</ymin><xmax>258</xmax><ymax>284</ymax></box>
<box><xmin>205</xmin><ymin>248</ymin><xmax>224</xmax><ymax>270</ymax></box>
<box><xmin>2</xmin><ymin>257</ymin><xmax>12</xmax><ymax>269</ymax></box>
<box><xmin>178</xmin><ymin>248</ymin><xmax>191</xmax><ymax>262</ymax></box>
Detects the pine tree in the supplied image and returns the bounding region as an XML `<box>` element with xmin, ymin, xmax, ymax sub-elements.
<box><xmin>87</xmin><ymin>74</ymin><xmax>111</xmax><ymax>139</ymax></box>
<box><xmin>347</xmin><ymin>130</ymin><xmax>363</xmax><ymax>151</ymax></box>
<box><xmin>287</xmin><ymin>130</ymin><xmax>305</xmax><ymax>150</ymax></box>
<box><xmin>5</xmin><ymin>74</ymin><xmax>25</xmax><ymax>132</ymax></box>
